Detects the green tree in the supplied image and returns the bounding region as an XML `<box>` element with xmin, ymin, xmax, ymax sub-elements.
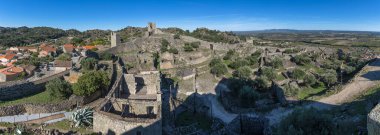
<box><xmin>73</xmin><ymin>71</ymin><xmax>110</xmax><ymax>96</ymax></box>
<box><xmin>304</xmin><ymin>74</ymin><xmax>317</xmax><ymax>86</ymax></box>
<box><xmin>209</xmin><ymin>58</ymin><xmax>223</xmax><ymax>67</ymax></box>
<box><xmin>321</xmin><ymin>69</ymin><xmax>337</xmax><ymax>87</ymax></box>
<box><xmin>233</xmin><ymin>66</ymin><xmax>252</xmax><ymax>80</ymax></box>
<box><xmin>210</xmin><ymin>63</ymin><xmax>228</xmax><ymax>77</ymax></box>
<box><xmin>57</xmin><ymin>53</ymin><xmax>72</xmax><ymax>61</ymax></box>
<box><xmin>228</xmin><ymin>59</ymin><xmax>249</xmax><ymax>69</ymax></box>
<box><xmin>291</xmin><ymin>68</ymin><xmax>306</xmax><ymax>80</ymax></box>
<box><xmin>161</xmin><ymin>39</ymin><xmax>170</xmax><ymax>52</ymax></box>
<box><xmin>80</xmin><ymin>58</ymin><xmax>98</xmax><ymax>70</ymax></box>
<box><xmin>46</xmin><ymin>78</ymin><xmax>72</xmax><ymax>99</ymax></box>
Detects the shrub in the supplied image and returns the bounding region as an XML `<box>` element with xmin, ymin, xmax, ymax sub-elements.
<box><xmin>161</xmin><ymin>39</ymin><xmax>170</xmax><ymax>52</ymax></box>
<box><xmin>73</xmin><ymin>71</ymin><xmax>110</xmax><ymax>96</ymax></box>
<box><xmin>223</xmin><ymin>50</ymin><xmax>235</xmax><ymax>60</ymax></box>
<box><xmin>260</xmin><ymin>67</ymin><xmax>277</xmax><ymax>80</ymax></box>
<box><xmin>57</xmin><ymin>53</ymin><xmax>72</xmax><ymax>61</ymax></box>
<box><xmin>80</xmin><ymin>57</ymin><xmax>98</xmax><ymax>70</ymax></box>
<box><xmin>255</xmin><ymin>76</ymin><xmax>270</xmax><ymax>90</ymax></box>
<box><xmin>233</xmin><ymin>66</ymin><xmax>252</xmax><ymax>80</ymax></box>
<box><xmin>292</xmin><ymin>54</ymin><xmax>311</xmax><ymax>65</ymax></box>
<box><xmin>277</xmin><ymin>108</ymin><xmax>335</xmax><ymax>135</ymax></box>
<box><xmin>228</xmin><ymin>59</ymin><xmax>249</xmax><ymax>69</ymax></box>
<box><xmin>183</xmin><ymin>44</ymin><xmax>194</xmax><ymax>52</ymax></box>
<box><xmin>46</xmin><ymin>78</ymin><xmax>72</xmax><ymax>99</ymax></box>
<box><xmin>190</xmin><ymin>42</ymin><xmax>200</xmax><ymax>48</ymax></box>
<box><xmin>267</xmin><ymin>57</ymin><xmax>283</xmax><ymax>69</ymax></box>
<box><xmin>168</xmin><ymin>48</ymin><xmax>179</xmax><ymax>54</ymax></box>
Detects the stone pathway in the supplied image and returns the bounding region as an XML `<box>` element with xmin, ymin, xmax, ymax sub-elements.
<box><xmin>0</xmin><ymin>111</ymin><xmax>72</xmax><ymax>124</ymax></box>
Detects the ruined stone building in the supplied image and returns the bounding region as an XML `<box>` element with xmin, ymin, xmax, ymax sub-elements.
<box><xmin>146</xmin><ymin>22</ymin><xmax>162</xmax><ymax>37</ymax></box>
<box><xmin>111</xmin><ymin>32</ymin><xmax>121</xmax><ymax>47</ymax></box>
<box><xmin>93</xmin><ymin>71</ymin><xmax>162</xmax><ymax>134</ymax></box>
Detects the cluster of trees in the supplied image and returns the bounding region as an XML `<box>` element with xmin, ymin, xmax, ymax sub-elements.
<box><xmin>0</xmin><ymin>27</ymin><xmax>66</xmax><ymax>46</ymax></box>
<box><xmin>160</xmin><ymin>39</ymin><xmax>179</xmax><ymax>54</ymax></box>
<box><xmin>73</xmin><ymin>71</ymin><xmax>110</xmax><ymax>96</ymax></box>
<box><xmin>14</xmin><ymin>55</ymin><xmax>54</xmax><ymax>67</ymax></box>
<box><xmin>80</xmin><ymin>57</ymin><xmax>98</xmax><ymax>71</ymax></box>
<box><xmin>0</xmin><ymin>26</ymin><xmax>113</xmax><ymax>47</ymax></box>
<box><xmin>183</xmin><ymin>42</ymin><xmax>200</xmax><ymax>52</ymax></box>
<box><xmin>45</xmin><ymin>71</ymin><xmax>110</xmax><ymax>99</ymax></box>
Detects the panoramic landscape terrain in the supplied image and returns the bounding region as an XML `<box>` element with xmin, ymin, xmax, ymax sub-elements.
<box><xmin>0</xmin><ymin>0</ymin><xmax>380</xmax><ymax>135</ymax></box>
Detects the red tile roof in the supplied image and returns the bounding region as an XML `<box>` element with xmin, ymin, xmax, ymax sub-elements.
<box><xmin>3</xmin><ymin>54</ymin><xmax>16</xmax><ymax>60</ymax></box>
<box><xmin>41</xmin><ymin>46</ymin><xmax>57</xmax><ymax>53</ymax></box>
<box><xmin>63</xmin><ymin>44</ymin><xmax>75</xmax><ymax>52</ymax></box>
<box><xmin>0</xmin><ymin>66</ymin><xmax>24</xmax><ymax>75</ymax></box>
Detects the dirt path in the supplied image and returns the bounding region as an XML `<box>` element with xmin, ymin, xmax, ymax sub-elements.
<box><xmin>313</xmin><ymin>58</ymin><xmax>380</xmax><ymax>107</ymax></box>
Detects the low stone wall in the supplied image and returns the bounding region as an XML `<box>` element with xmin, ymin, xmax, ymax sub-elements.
<box><xmin>0</xmin><ymin>100</ymin><xmax>75</xmax><ymax>116</ymax></box>
<box><xmin>0</xmin><ymin>70</ymin><xmax>70</xmax><ymax>101</ymax></box>
<box><xmin>93</xmin><ymin>111</ymin><xmax>162</xmax><ymax>135</ymax></box>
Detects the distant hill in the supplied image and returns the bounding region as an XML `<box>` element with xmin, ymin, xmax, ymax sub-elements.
<box><xmin>0</xmin><ymin>26</ymin><xmax>147</xmax><ymax>47</ymax></box>
<box><xmin>234</xmin><ymin>29</ymin><xmax>380</xmax><ymax>35</ymax></box>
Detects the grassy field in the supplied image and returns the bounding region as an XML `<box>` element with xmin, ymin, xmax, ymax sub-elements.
<box><xmin>0</xmin><ymin>91</ymin><xmax>63</xmax><ymax>107</ymax></box>
<box><xmin>297</xmin><ymin>83</ymin><xmax>327</xmax><ymax>100</ymax></box>
<box><xmin>45</xmin><ymin>120</ymin><xmax>94</xmax><ymax>134</ymax></box>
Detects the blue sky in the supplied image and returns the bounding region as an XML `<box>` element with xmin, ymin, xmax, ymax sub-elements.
<box><xmin>0</xmin><ymin>0</ymin><xmax>379</xmax><ymax>31</ymax></box>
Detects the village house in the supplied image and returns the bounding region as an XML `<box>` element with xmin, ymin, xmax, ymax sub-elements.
<box><xmin>39</xmin><ymin>45</ymin><xmax>57</xmax><ymax>57</ymax></box>
<box><xmin>18</xmin><ymin>46</ymin><xmax>38</xmax><ymax>53</ymax></box>
<box><xmin>63</xmin><ymin>44</ymin><xmax>76</xmax><ymax>53</ymax></box>
<box><xmin>53</xmin><ymin>60</ymin><xmax>72</xmax><ymax>71</ymax></box>
<box><xmin>0</xmin><ymin>54</ymin><xmax>17</xmax><ymax>66</ymax></box>
<box><xmin>80</xmin><ymin>45</ymin><xmax>97</xmax><ymax>57</ymax></box>
<box><xmin>19</xmin><ymin>64</ymin><xmax>37</xmax><ymax>76</ymax></box>
<box><xmin>0</xmin><ymin>66</ymin><xmax>24</xmax><ymax>82</ymax></box>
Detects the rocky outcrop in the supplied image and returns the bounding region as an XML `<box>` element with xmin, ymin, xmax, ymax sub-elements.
<box><xmin>368</xmin><ymin>104</ymin><xmax>380</xmax><ymax>135</ymax></box>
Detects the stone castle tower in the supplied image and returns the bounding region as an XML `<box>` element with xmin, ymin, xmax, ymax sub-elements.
<box><xmin>111</xmin><ymin>32</ymin><xmax>120</xmax><ymax>47</ymax></box>
<box><xmin>146</xmin><ymin>22</ymin><xmax>162</xmax><ymax>37</ymax></box>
